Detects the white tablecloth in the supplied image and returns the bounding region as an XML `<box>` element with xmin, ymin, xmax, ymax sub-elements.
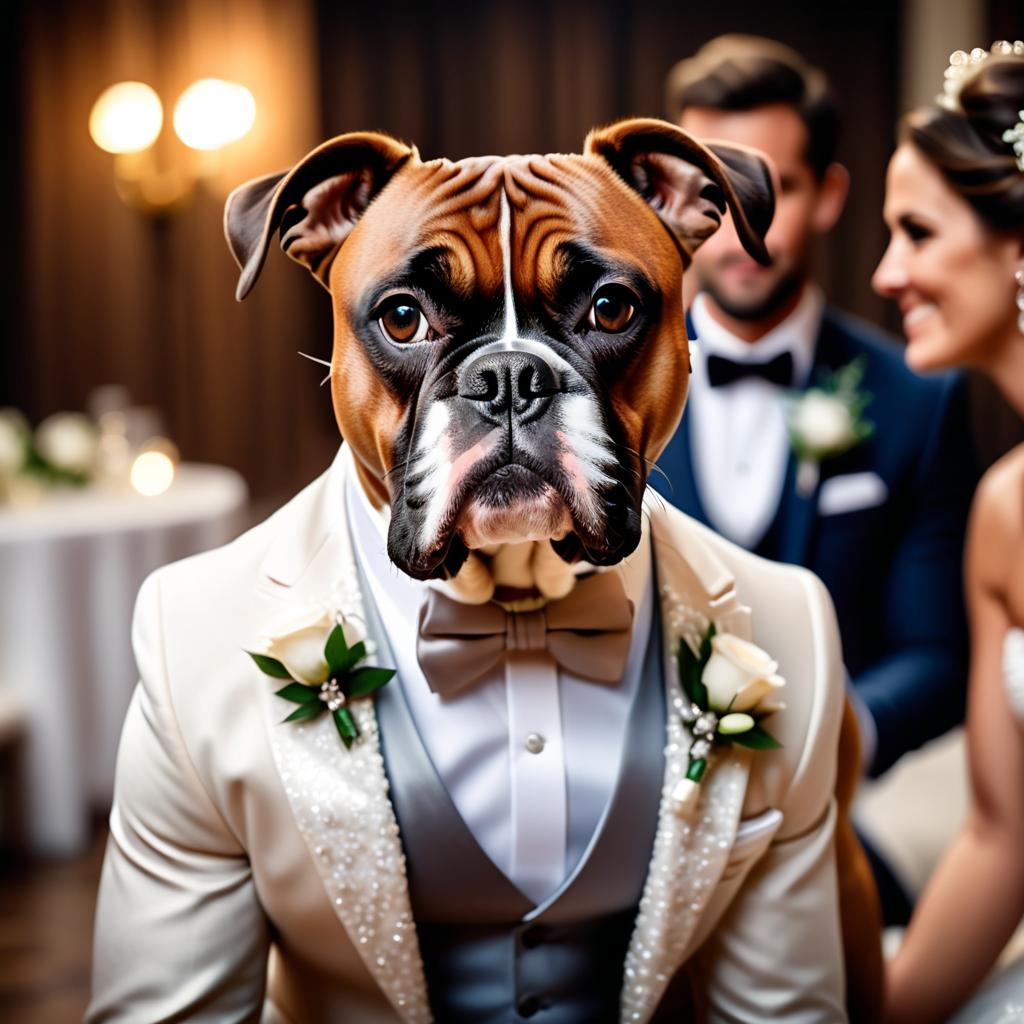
<box><xmin>0</xmin><ymin>465</ymin><xmax>248</xmax><ymax>854</ymax></box>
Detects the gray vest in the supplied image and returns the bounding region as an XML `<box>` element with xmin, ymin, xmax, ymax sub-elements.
<box><xmin>364</xmin><ymin>575</ymin><xmax>666</xmax><ymax>1023</ymax></box>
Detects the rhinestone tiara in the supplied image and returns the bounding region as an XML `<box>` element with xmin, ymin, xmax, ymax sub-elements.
<box><xmin>938</xmin><ymin>40</ymin><xmax>1024</xmax><ymax>111</ymax></box>
<box><xmin>938</xmin><ymin>41</ymin><xmax>1024</xmax><ymax>172</ymax></box>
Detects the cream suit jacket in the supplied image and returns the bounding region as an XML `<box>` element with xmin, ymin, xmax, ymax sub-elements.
<box><xmin>88</xmin><ymin>446</ymin><xmax>848</xmax><ymax>1023</ymax></box>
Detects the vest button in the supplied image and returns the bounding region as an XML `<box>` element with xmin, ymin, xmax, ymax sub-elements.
<box><xmin>520</xmin><ymin>923</ymin><xmax>549</xmax><ymax>948</ymax></box>
<box><xmin>517</xmin><ymin>994</ymin><xmax>543</xmax><ymax>1018</ymax></box>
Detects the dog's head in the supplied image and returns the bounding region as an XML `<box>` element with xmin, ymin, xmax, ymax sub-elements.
<box><xmin>226</xmin><ymin>119</ymin><xmax>773</xmax><ymax>581</ymax></box>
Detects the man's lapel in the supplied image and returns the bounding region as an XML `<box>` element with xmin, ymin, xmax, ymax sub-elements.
<box><xmin>254</xmin><ymin>447</ymin><xmax>432</xmax><ymax>1024</ymax></box>
<box><xmin>773</xmin><ymin>454</ymin><xmax>820</xmax><ymax>565</ymax></box>
<box><xmin>619</xmin><ymin>502</ymin><xmax>753</xmax><ymax>1024</ymax></box>
<box><xmin>774</xmin><ymin>314</ymin><xmax>852</xmax><ymax>566</ymax></box>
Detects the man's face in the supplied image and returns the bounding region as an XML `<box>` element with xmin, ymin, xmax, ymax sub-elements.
<box><xmin>679</xmin><ymin>103</ymin><xmax>828</xmax><ymax>323</ymax></box>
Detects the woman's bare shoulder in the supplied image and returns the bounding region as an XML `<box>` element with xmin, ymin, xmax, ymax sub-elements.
<box><xmin>969</xmin><ymin>445</ymin><xmax>1024</xmax><ymax>594</ymax></box>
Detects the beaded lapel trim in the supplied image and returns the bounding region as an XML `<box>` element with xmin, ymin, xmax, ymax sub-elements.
<box><xmin>259</xmin><ymin>530</ymin><xmax>432</xmax><ymax>1024</ymax></box>
<box><xmin>618</xmin><ymin>580</ymin><xmax>753</xmax><ymax>1024</ymax></box>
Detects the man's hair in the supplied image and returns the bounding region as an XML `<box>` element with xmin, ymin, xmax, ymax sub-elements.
<box><xmin>665</xmin><ymin>34</ymin><xmax>840</xmax><ymax>179</ymax></box>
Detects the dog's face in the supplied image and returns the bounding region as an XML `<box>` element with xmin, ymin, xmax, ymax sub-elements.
<box><xmin>227</xmin><ymin>120</ymin><xmax>773</xmax><ymax>581</ymax></box>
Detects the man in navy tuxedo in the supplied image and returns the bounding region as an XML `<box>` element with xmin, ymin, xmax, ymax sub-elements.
<box><xmin>654</xmin><ymin>36</ymin><xmax>977</xmax><ymax>922</ymax></box>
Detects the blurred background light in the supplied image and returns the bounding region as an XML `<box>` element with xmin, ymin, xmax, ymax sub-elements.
<box><xmin>130</xmin><ymin>446</ymin><xmax>177</xmax><ymax>496</ymax></box>
<box><xmin>88</xmin><ymin>81</ymin><xmax>163</xmax><ymax>154</ymax></box>
<box><xmin>173</xmin><ymin>78</ymin><xmax>257</xmax><ymax>151</ymax></box>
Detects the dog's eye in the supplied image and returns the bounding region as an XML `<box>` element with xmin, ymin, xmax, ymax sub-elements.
<box><xmin>587</xmin><ymin>285</ymin><xmax>637</xmax><ymax>333</ymax></box>
<box><xmin>378</xmin><ymin>298</ymin><xmax>430</xmax><ymax>344</ymax></box>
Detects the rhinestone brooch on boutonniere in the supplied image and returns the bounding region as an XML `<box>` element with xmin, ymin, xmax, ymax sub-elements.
<box><xmin>785</xmin><ymin>356</ymin><xmax>875</xmax><ymax>496</ymax></box>
<box><xmin>247</xmin><ymin>608</ymin><xmax>395</xmax><ymax>749</ymax></box>
<box><xmin>671</xmin><ymin>623</ymin><xmax>786</xmax><ymax>817</ymax></box>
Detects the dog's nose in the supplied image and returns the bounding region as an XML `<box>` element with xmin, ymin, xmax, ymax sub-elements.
<box><xmin>457</xmin><ymin>350</ymin><xmax>560</xmax><ymax>425</ymax></box>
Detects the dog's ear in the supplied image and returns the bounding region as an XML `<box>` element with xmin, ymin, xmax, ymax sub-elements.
<box><xmin>585</xmin><ymin>118</ymin><xmax>774</xmax><ymax>265</ymax></box>
<box><xmin>224</xmin><ymin>131</ymin><xmax>417</xmax><ymax>300</ymax></box>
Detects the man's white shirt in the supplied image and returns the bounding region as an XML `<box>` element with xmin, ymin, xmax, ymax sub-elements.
<box><xmin>687</xmin><ymin>286</ymin><xmax>822</xmax><ymax>548</ymax></box>
<box><xmin>346</xmin><ymin>470</ymin><xmax>653</xmax><ymax>905</ymax></box>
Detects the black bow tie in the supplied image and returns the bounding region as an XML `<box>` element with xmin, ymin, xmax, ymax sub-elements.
<box><xmin>706</xmin><ymin>351</ymin><xmax>794</xmax><ymax>389</ymax></box>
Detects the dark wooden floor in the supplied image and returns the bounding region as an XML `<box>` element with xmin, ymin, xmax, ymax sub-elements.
<box><xmin>0</xmin><ymin>825</ymin><xmax>106</xmax><ymax>1023</ymax></box>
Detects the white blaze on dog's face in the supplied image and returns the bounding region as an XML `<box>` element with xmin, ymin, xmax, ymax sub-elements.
<box><xmin>225</xmin><ymin>121</ymin><xmax>774</xmax><ymax>581</ymax></box>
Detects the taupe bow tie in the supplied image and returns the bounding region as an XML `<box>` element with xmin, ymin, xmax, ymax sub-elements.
<box><xmin>416</xmin><ymin>572</ymin><xmax>635</xmax><ymax>697</ymax></box>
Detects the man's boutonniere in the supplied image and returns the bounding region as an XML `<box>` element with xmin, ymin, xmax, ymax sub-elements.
<box><xmin>247</xmin><ymin>609</ymin><xmax>395</xmax><ymax>749</ymax></box>
<box><xmin>786</xmin><ymin>356</ymin><xmax>874</xmax><ymax>496</ymax></box>
<box><xmin>672</xmin><ymin>624</ymin><xmax>785</xmax><ymax>817</ymax></box>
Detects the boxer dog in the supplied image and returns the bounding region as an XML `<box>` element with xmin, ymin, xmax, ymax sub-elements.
<box><xmin>224</xmin><ymin>118</ymin><xmax>881</xmax><ymax>1018</ymax></box>
<box><xmin>226</xmin><ymin>120</ymin><xmax>770</xmax><ymax>593</ymax></box>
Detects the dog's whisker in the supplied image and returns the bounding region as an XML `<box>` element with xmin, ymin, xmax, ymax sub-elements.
<box><xmin>298</xmin><ymin>351</ymin><xmax>332</xmax><ymax>369</ymax></box>
<box><xmin>320</xmin><ymin>373</ymin><xmax>331</xmax><ymax>387</ymax></box>
<box><xmin>384</xmin><ymin>458</ymin><xmax>413</xmax><ymax>480</ymax></box>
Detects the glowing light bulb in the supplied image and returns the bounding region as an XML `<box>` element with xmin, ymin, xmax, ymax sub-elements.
<box><xmin>130</xmin><ymin>450</ymin><xmax>175</xmax><ymax>496</ymax></box>
<box><xmin>173</xmin><ymin>79</ymin><xmax>256</xmax><ymax>151</ymax></box>
<box><xmin>89</xmin><ymin>82</ymin><xmax>163</xmax><ymax>154</ymax></box>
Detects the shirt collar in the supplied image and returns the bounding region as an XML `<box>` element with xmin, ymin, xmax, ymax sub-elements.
<box><xmin>690</xmin><ymin>284</ymin><xmax>824</xmax><ymax>387</ymax></box>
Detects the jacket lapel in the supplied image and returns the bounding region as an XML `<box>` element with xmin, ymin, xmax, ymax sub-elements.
<box><xmin>255</xmin><ymin>447</ymin><xmax>432</xmax><ymax>1023</ymax></box>
<box><xmin>774</xmin><ymin>314</ymin><xmax>854</xmax><ymax>566</ymax></box>
<box><xmin>773</xmin><ymin>454</ymin><xmax>820</xmax><ymax>565</ymax></box>
<box><xmin>619</xmin><ymin>502</ymin><xmax>753</xmax><ymax>1024</ymax></box>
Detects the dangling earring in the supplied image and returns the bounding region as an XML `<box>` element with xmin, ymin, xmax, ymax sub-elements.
<box><xmin>1017</xmin><ymin>269</ymin><xmax>1024</xmax><ymax>335</ymax></box>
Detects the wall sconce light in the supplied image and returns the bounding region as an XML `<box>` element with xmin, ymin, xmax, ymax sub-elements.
<box><xmin>89</xmin><ymin>78</ymin><xmax>256</xmax><ymax>215</ymax></box>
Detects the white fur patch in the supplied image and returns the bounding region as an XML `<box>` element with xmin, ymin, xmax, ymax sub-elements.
<box><xmin>499</xmin><ymin>189</ymin><xmax>518</xmax><ymax>343</ymax></box>
<box><xmin>556</xmin><ymin>394</ymin><xmax>617</xmax><ymax>528</ymax></box>
<box><xmin>409</xmin><ymin>402</ymin><xmax>454</xmax><ymax>549</ymax></box>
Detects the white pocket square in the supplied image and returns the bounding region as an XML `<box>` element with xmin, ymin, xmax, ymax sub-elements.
<box><xmin>818</xmin><ymin>471</ymin><xmax>888</xmax><ymax>516</ymax></box>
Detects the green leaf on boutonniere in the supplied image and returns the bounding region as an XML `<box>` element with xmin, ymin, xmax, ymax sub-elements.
<box><xmin>730</xmin><ymin>723</ymin><xmax>784</xmax><ymax>750</ymax></box>
<box><xmin>246</xmin><ymin>652</ymin><xmax>292</xmax><ymax>678</ymax></box>
<box><xmin>347</xmin><ymin>666</ymin><xmax>397</xmax><ymax>698</ymax></box>
<box><xmin>325</xmin><ymin>624</ymin><xmax>366</xmax><ymax>676</ymax></box>
<box><xmin>283</xmin><ymin>701</ymin><xmax>324</xmax><ymax>724</ymax></box>
<box><xmin>275</xmin><ymin>682</ymin><xmax>319</xmax><ymax>704</ymax></box>
<box><xmin>677</xmin><ymin>621</ymin><xmax>715</xmax><ymax>709</ymax></box>
<box><xmin>249</xmin><ymin>614</ymin><xmax>396</xmax><ymax>752</ymax></box>
<box><xmin>333</xmin><ymin>707</ymin><xmax>359</xmax><ymax>748</ymax></box>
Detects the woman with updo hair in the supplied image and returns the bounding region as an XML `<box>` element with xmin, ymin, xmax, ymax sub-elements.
<box><xmin>873</xmin><ymin>42</ymin><xmax>1024</xmax><ymax>1024</ymax></box>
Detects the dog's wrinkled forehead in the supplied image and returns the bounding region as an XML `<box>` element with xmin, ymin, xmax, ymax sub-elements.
<box><xmin>336</xmin><ymin>151</ymin><xmax>680</xmax><ymax>317</ymax></box>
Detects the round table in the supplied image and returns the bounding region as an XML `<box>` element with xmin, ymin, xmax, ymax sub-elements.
<box><xmin>0</xmin><ymin>464</ymin><xmax>248</xmax><ymax>854</ymax></box>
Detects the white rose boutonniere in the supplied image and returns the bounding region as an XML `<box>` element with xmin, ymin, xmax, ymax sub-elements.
<box><xmin>247</xmin><ymin>608</ymin><xmax>395</xmax><ymax>749</ymax></box>
<box><xmin>672</xmin><ymin>624</ymin><xmax>785</xmax><ymax>817</ymax></box>
<box><xmin>786</xmin><ymin>357</ymin><xmax>874</xmax><ymax>495</ymax></box>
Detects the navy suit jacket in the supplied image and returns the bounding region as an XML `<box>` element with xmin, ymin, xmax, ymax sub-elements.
<box><xmin>652</xmin><ymin>308</ymin><xmax>976</xmax><ymax>775</ymax></box>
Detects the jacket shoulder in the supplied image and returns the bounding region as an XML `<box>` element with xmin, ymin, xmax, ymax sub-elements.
<box><xmin>145</xmin><ymin>464</ymin><xmax>334</xmax><ymax>614</ymax></box>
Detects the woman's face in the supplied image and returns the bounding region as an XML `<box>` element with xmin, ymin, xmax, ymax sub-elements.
<box><xmin>873</xmin><ymin>142</ymin><xmax>1022</xmax><ymax>373</ymax></box>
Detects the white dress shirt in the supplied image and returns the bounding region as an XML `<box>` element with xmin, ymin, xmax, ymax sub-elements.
<box><xmin>345</xmin><ymin>471</ymin><xmax>653</xmax><ymax>905</ymax></box>
<box><xmin>688</xmin><ymin>287</ymin><xmax>823</xmax><ymax>549</ymax></box>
